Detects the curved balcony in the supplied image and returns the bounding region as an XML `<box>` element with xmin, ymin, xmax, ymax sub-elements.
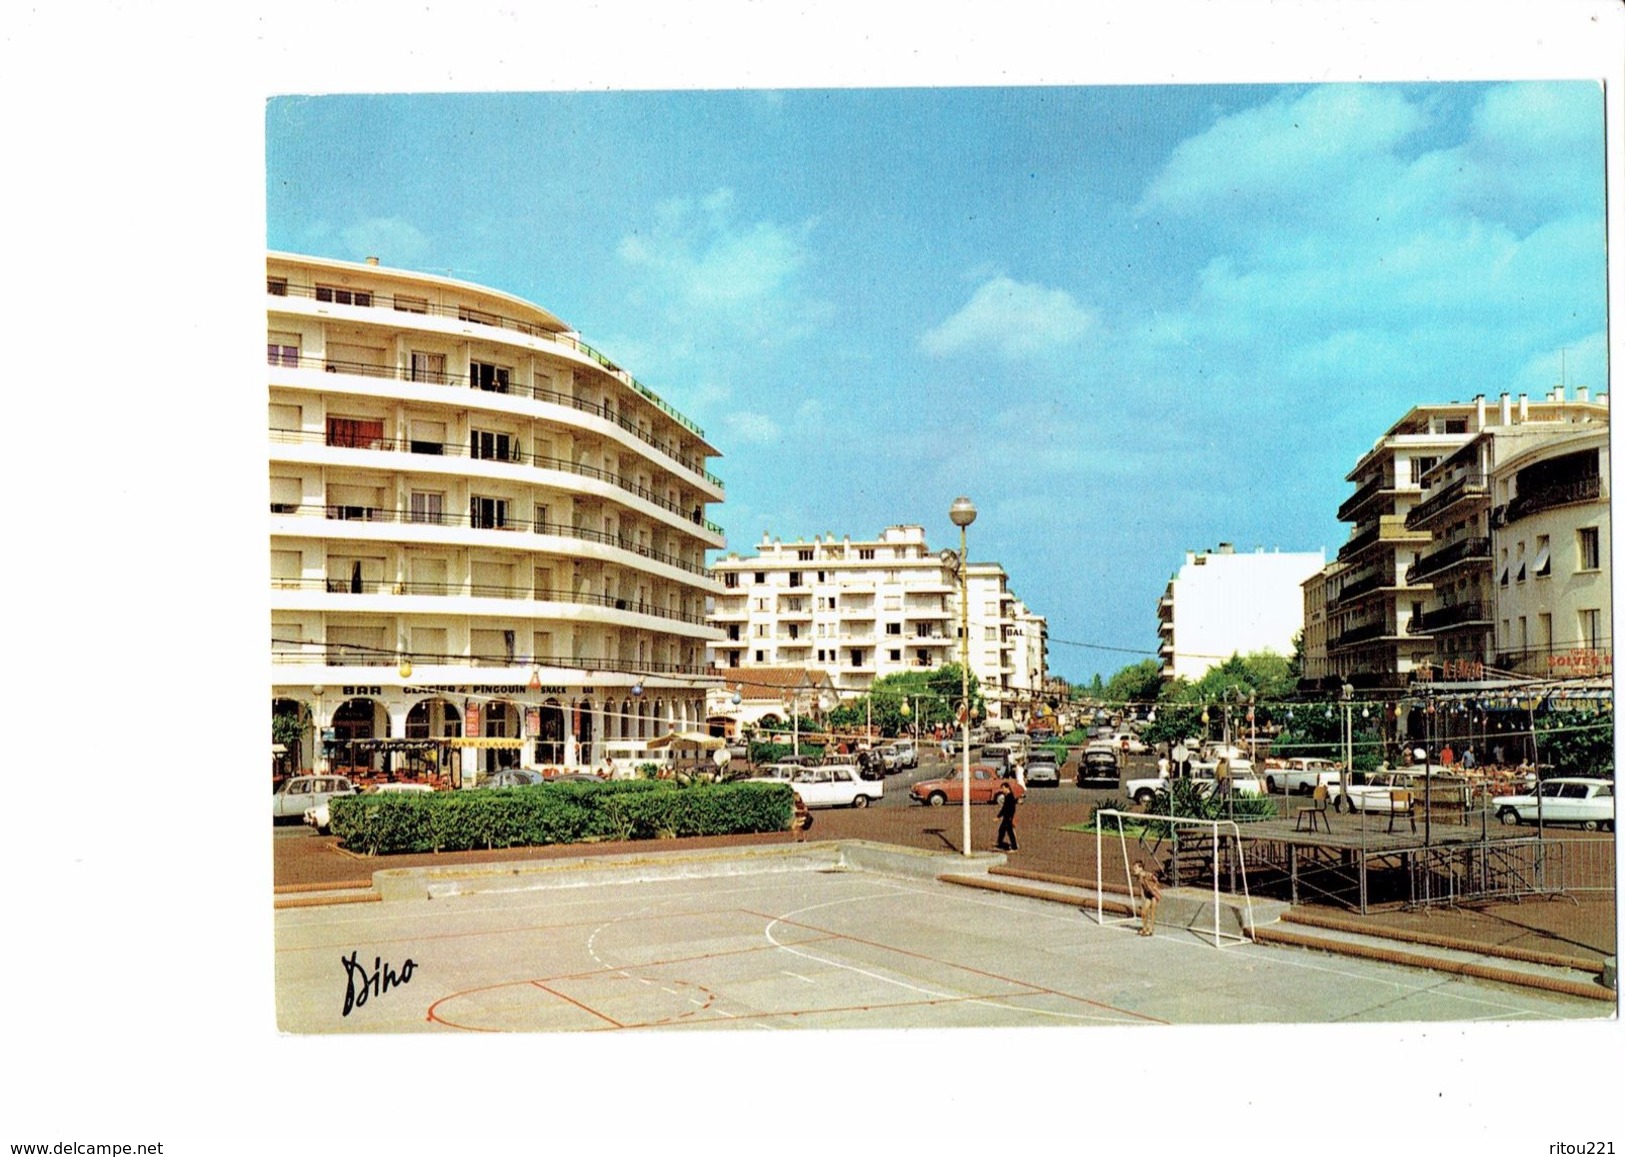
<box><xmin>1498</xmin><ymin>475</ymin><xmax>1602</xmax><ymax>526</ymax></box>
<box><xmin>270</xmin><ymin>502</ymin><xmax>714</xmax><ymax>583</ymax></box>
<box><xmin>1406</xmin><ymin>537</ymin><xmax>1490</xmax><ymax>584</ymax></box>
<box><xmin>270</xmin><ymin>427</ymin><xmax>724</xmax><ymax>539</ymax></box>
<box><xmin>271</xmin><ymin>636</ymin><xmax>715</xmax><ymax>679</ymax></box>
<box><xmin>269</xmin><ymin>280</ymin><xmax>710</xmax><ymax>442</ymax></box>
<box><xmin>1405</xmin><ymin>473</ymin><xmax>1488</xmax><ymax>530</ymax></box>
<box><xmin>271</xmin><ymin>575</ymin><xmax>712</xmax><ymax>628</ymax></box>
<box><xmin>1407</xmin><ymin>602</ymin><xmax>1490</xmax><ymax>634</ymax></box>
<box><xmin>270</xmin><ymin>350</ymin><xmax>723</xmax><ymax>493</ymax></box>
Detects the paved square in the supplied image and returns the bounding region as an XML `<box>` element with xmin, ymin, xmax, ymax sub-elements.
<box><xmin>275</xmin><ymin>855</ymin><xmax>1608</xmax><ymax>1033</ymax></box>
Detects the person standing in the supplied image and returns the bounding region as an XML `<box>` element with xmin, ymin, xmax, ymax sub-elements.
<box><xmin>994</xmin><ymin>784</ymin><xmax>1019</xmax><ymax>852</ymax></box>
<box><xmin>1131</xmin><ymin>862</ymin><xmax>1163</xmax><ymax>936</ymax></box>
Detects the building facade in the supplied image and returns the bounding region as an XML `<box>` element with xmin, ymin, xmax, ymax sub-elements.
<box><xmin>707</xmin><ymin>525</ymin><xmax>1047</xmax><ymax>721</ymax></box>
<box><xmin>1488</xmin><ymin>421</ymin><xmax>1611</xmax><ymax>680</ymax></box>
<box><xmin>269</xmin><ymin>252</ymin><xmax>725</xmax><ymax>783</ymax></box>
<box><xmin>1157</xmin><ymin>544</ymin><xmax>1327</xmax><ymax>683</ymax></box>
<box><xmin>1328</xmin><ymin>391</ymin><xmax>1607</xmax><ymax>686</ymax></box>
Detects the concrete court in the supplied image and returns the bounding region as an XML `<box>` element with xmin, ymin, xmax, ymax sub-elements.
<box><xmin>274</xmin><ymin>842</ymin><xmax>1608</xmax><ymax>1034</ymax></box>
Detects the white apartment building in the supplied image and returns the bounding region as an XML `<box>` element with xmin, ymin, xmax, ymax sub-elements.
<box><xmin>1489</xmin><ymin>421</ymin><xmax>1611</xmax><ymax>679</ymax></box>
<box><xmin>269</xmin><ymin>252</ymin><xmax>725</xmax><ymax>783</ymax></box>
<box><xmin>1328</xmin><ymin>391</ymin><xmax>1607</xmax><ymax>686</ymax></box>
<box><xmin>1157</xmin><ymin>544</ymin><xmax>1327</xmax><ymax>682</ymax></box>
<box><xmin>708</xmin><ymin>526</ymin><xmax>1047</xmax><ymax>721</ymax></box>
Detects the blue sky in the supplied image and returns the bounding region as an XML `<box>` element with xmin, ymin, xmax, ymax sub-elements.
<box><xmin>267</xmin><ymin>82</ymin><xmax>1607</xmax><ymax>681</ymax></box>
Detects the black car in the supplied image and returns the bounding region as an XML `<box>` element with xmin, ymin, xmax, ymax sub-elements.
<box><xmin>1077</xmin><ymin>748</ymin><xmax>1120</xmax><ymax>787</ymax></box>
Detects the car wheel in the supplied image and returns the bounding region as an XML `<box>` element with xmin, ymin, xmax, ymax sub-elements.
<box><xmin>852</xmin><ymin>794</ymin><xmax>870</xmax><ymax>809</ymax></box>
<box><xmin>1266</xmin><ymin>776</ymin><xmax>1278</xmax><ymax>794</ymax></box>
<box><xmin>1134</xmin><ymin>789</ymin><xmax>1154</xmax><ymax>807</ymax></box>
<box><xmin>928</xmin><ymin>791</ymin><xmax>947</xmax><ymax>807</ymax></box>
<box><xmin>1582</xmin><ymin>819</ymin><xmax>1598</xmax><ymax>832</ymax></box>
<box><xmin>1499</xmin><ymin>808</ymin><xmax>1520</xmax><ymax>826</ymax></box>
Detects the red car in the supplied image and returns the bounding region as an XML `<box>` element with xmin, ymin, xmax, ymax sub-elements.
<box><xmin>909</xmin><ymin>764</ymin><xmax>1025</xmax><ymax>807</ymax></box>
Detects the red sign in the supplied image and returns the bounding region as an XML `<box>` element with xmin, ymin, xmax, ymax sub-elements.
<box><xmin>1548</xmin><ymin>650</ymin><xmax>1612</xmax><ymax>676</ymax></box>
<box><xmin>465</xmin><ymin>704</ymin><xmax>481</xmax><ymax>738</ymax></box>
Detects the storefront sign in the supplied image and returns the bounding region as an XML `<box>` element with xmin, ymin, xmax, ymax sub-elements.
<box><xmin>1548</xmin><ymin>649</ymin><xmax>1612</xmax><ymax>676</ymax></box>
<box><xmin>465</xmin><ymin>704</ymin><xmax>481</xmax><ymax>738</ymax></box>
<box><xmin>408</xmin><ymin>684</ymin><xmax>573</xmax><ymax>696</ymax></box>
<box><xmin>342</xmin><ymin>685</ymin><xmax>384</xmax><ymax>696</ymax></box>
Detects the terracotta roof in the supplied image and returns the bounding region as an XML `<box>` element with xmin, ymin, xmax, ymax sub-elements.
<box><xmin>716</xmin><ymin>666</ymin><xmax>838</xmax><ymax>701</ymax></box>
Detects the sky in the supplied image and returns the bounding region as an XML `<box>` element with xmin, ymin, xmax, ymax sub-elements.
<box><xmin>266</xmin><ymin>81</ymin><xmax>1607</xmax><ymax>682</ymax></box>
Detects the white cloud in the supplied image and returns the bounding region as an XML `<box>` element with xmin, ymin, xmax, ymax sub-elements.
<box><xmin>721</xmin><ymin>411</ymin><xmax>782</xmax><ymax>445</ymax></box>
<box><xmin>920</xmin><ymin>276</ymin><xmax>1099</xmax><ymax>359</ymax></box>
<box><xmin>338</xmin><ymin>217</ymin><xmax>431</xmax><ymax>266</ymax></box>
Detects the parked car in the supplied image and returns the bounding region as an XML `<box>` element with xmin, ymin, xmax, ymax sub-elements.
<box><xmin>274</xmin><ymin>775</ymin><xmax>357</xmax><ymax>823</ymax></box>
<box><xmin>910</xmin><ymin>765</ymin><xmax>1025</xmax><ymax>807</ymax></box>
<box><xmin>1276</xmin><ymin>757</ymin><xmax>1341</xmax><ymax>796</ymax></box>
<box><xmin>479</xmin><ymin>768</ymin><xmax>546</xmax><ymax>788</ymax></box>
<box><xmin>303</xmin><ymin>780</ymin><xmax>431</xmax><ymax>833</ymax></box>
<box><xmin>1330</xmin><ymin>769</ymin><xmax>1470</xmax><ymax>814</ymax></box>
<box><xmin>1025</xmin><ymin>751</ymin><xmax>1060</xmax><ymax>788</ymax></box>
<box><xmin>1110</xmin><ymin>731</ymin><xmax>1147</xmax><ymax>754</ymax></box>
<box><xmin>1492</xmin><ymin>778</ymin><xmax>1614</xmax><ymax>831</ymax></box>
<box><xmin>1125</xmin><ymin>763</ymin><xmax>1265</xmax><ymax>807</ymax></box>
<box><xmin>789</xmin><ymin>764</ymin><xmax>883</xmax><ymax>809</ymax></box>
<box><xmin>980</xmin><ymin>742</ymin><xmax>1025</xmax><ymax>772</ymax></box>
<box><xmin>1077</xmin><ymin>745</ymin><xmax>1121</xmax><ymax>787</ymax></box>
<box><xmin>889</xmin><ymin>739</ymin><xmax>919</xmax><ymax>770</ymax></box>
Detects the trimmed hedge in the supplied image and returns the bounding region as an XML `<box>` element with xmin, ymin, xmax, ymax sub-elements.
<box><xmin>327</xmin><ymin>779</ymin><xmax>794</xmax><ymax>856</ymax></box>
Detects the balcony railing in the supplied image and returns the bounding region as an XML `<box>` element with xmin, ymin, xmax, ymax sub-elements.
<box><xmin>269</xmin><ymin>279</ymin><xmax>709</xmax><ymax>439</ymax></box>
<box><xmin>1405</xmin><ymin>473</ymin><xmax>1488</xmax><ymax>529</ymax></box>
<box><xmin>1407</xmin><ymin>602</ymin><xmax>1489</xmax><ymax>634</ymax></box>
<box><xmin>269</xmin><ymin>502</ymin><xmax>712</xmax><ymax>579</ymax></box>
<box><xmin>270</xmin><ymin>349</ymin><xmax>722</xmax><ymax>490</ymax></box>
<box><xmin>269</xmin><ymin>427</ymin><xmax>724</xmax><ymax>536</ymax></box>
<box><xmin>271</xmin><ymin>575</ymin><xmax>710</xmax><ymax>626</ymax></box>
<box><xmin>1329</xmin><ymin>570</ymin><xmax>1392</xmax><ymax>607</ymax></box>
<box><xmin>1407</xmin><ymin>537</ymin><xmax>1490</xmax><ymax>584</ymax></box>
<box><xmin>1337</xmin><ymin>475</ymin><xmax>1388</xmax><ymax>522</ymax></box>
<box><xmin>272</xmin><ymin>638</ymin><xmax>715</xmax><ymax>678</ymax></box>
<box><xmin>1499</xmin><ymin>475</ymin><xmax>1602</xmax><ymax>526</ymax></box>
<box><xmin>1329</xmin><ymin>621</ymin><xmax>1394</xmax><ymax>648</ymax></box>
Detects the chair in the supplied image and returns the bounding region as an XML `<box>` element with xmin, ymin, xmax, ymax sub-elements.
<box><xmin>1295</xmin><ymin>784</ymin><xmax>1332</xmax><ymax>833</ymax></box>
<box><xmin>1387</xmin><ymin>790</ymin><xmax>1417</xmax><ymax>834</ymax></box>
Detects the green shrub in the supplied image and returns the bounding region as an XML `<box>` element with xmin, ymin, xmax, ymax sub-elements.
<box><xmin>329</xmin><ymin>780</ymin><xmax>795</xmax><ymax>855</ymax></box>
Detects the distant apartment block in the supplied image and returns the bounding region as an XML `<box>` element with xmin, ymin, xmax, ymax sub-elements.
<box><xmin>1157</xmin><ymin>544</ymin><xmax>1326</xmax><ymax>682</ymax></box>
<box><xmin>707</xmin><ymin>525</ymin><xmax>1047</xmax><ymax>720</ymax></box>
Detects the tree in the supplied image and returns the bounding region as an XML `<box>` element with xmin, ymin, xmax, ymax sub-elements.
<box><xmin>1536</xmin><ymin>709</ymin><xmax>1614</xmax><ymax>776</ymax></box>
<box><xmin>1103</xmin><ymin>659</ymin><xmax>1162</xmax><ymax>708</ymax></box>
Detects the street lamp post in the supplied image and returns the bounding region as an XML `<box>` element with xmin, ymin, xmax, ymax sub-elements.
<box><xmin>950</xmin><ymin>496</ymin><xmax>978</xmax><ymax>857</ymax></box>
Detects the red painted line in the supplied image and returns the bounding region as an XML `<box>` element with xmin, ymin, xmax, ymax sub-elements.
<box><xmin>528</xmin><ymin>979</ymin><xmax>625</xmax><ymax>1028</ymax></box>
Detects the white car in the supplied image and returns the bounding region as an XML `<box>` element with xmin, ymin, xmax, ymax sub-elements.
<box><xmin>304</xmin><ymin>781</ymin><xmax>433</xmax><ymax>833</ymax></box>
<box><xmin>1330</xmin><ymin>770</ymin><xmax>1470</xmax><ymax>814</ymax></box>
<box><xmin>274</xmin><ymin>775</ymin><xmax>356</xmax><ymax>823</ymax></box>
<box><xmin>1110</xmin><ymin>731</ymin><xmax>1148</xmax><ymax>754</ymax></box>
<box><xmin>1125</xmin><ymin>764</ymin><xmax>1264</xmax><ymax>807</ymax></box>
<box><xmin>1276</xmin><ymin>757</ymin><xmax>1341</xmax><ymax>796</ymax></box>
<box><xmin>790</xmin><ymin>764</ymin><xmax>883</xmax><ymax>809</ymax></box>
<box><xmin>1492</xmin><ymin>778</ymin><xmax>1614</xmax><ymax>831</ymax></box>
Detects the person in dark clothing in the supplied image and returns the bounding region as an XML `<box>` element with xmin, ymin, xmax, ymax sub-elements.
<box><xmin>995</xmin><ymin>784</ymin><xmax>1019</xmax><ymax>852</ymax></box>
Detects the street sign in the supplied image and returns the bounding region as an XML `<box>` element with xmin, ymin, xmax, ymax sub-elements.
<box><xmin>1171</xmin><ymin>744</ymin><xmax>1189</xmax><ymax>763</ymax></box>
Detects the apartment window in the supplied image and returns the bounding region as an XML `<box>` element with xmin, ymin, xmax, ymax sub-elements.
<box><xmin>754</xmin><ymin>572</ymin><xmax>766</xmax><ymax>584</ymax></box>
<box><xmin>797</xmin><ymin>549</ymin><xmax>813</xmax><ymax>561</ymax></box>
<box><xmin>819</xmin><ymin>597</ymin><xmax>836</xmax><ymax>610</ymax></box>
<box><xmin>789</xmin><ymin>572</ymin><xmax>803</xmax><ymax>588</ymax></box>
<box><xmin>470</xmin><ymin>361</ymin><xmax>510</xmax><ymax>392</ymax></box>
<box><xmin>728</xmin><ymin>651</ymin><xmax>741</xmax><ymax>668</ymax></box>
<box><xmin>471</xmin><ymin>430</ymin><xmax>515</xmax><ymax>462</ymax></box>
<box><xmin>1579</xmin><ymin>609</ymin><xmax>1602</xmax><ymax>649</ymax></box>
<box><xmin>755</xmin><ymin>650</ymin><xmax>766</xmax><ymax>663</ymax></box>
<box><xmin>325</xmin><ymin>416</ymin><xmax>384</xmax><ymax>449</ymax></box>
<box><xmin>916</xmin><ymin>650</ymin><xmax>931</xmax><ymax>667</ymax></box>
<box><xmin>1518</xmin><ymin>617</ymin><xmax>1528</xmax><ymax>650</ymax></box>
<box><xmin>470</xmin><ymin>496</ymin><xmax>508</xmax><ymax>529</ymax></box>
<box><xmin>858</xmin><ymin>549</ymin><xmax>875</xmax><ymax>560</ymax></box>
<box><xmin>409</xmin><ymin>420</ymin><xmax>445</xmax><ymax>455</ymax></box>
<box><xmin>787</xmin><ymin>624</ymin><xmax>799</xmax><ymax>640</ymax></box>
<box><xmin>726</xmin><ymin>625</ymin><xmax>740</xmax><ymax>641</ymax></box>
<box><xmin>755</xmin><ymin>624</ymin><xmax>768</xmax><ymax>638</ymax></box>
<box><xmin>888</xmin><ymin>649</ymin><xmax>902</xmax><ymax>663</ymax></box>
<box><xmin>410</xmin><ymin>351</ymin><xmax>446</xmax><ymax>383</ymax></box>
<box><xmin>315</xmin><ymin>284</ymin><xmax>372</xmax><ymax>307</ymax></box>
<box><xmin>850</xmin><ymin>649</ymin><xmax>865</xmax><ymax>667</ymax></box>
<box><xmin>394</xmin><ymin>295</ymin><xmax>428</xmax><ymax>314</ymax></box>
<box><xmin>985</xmin><ymin>626</ymin><xmax>1000</xmax><ymax>641</ymax></box>
<box><xmin>1533</xmin><ymin>535</ymin><xmax>1551</xmax><ymax>577</ymax></box>
<box><xmin>267</xmin><ymin>277</ymin><xmax>288</xmax><ymax>296</ymax></box>
<box><xmin>816</xmin><ymin>571</ymin><xmax>827</xmax><ymax>583</ymax></box>
<box><xmin>916</xmin><ymin>623</ymin><xmax>932</xmax><ymax>638</ymax></box>
<box><xmin>886</xmin><ymin>622</ymin><xmax>902</xmax><ymax>636</ymax></box>
<box><xmin>1578</xmin><ymin>527</ymin><xmax>1600</xmax><ymax>571</ymax></box>
<box><xmin>723</xmin><ymin>573</ymin><xmax>739</xmax><ymax>588</ymax></box>
<box><xmin>1538</xmin><ymin>613</ymin><xmax>1553</xmax><ymax>648</ymax></box>
<box><xmin>409</xmin><ymin>491</ymin><xmax>445</xmax><ymax>525</ymax></box>
<box><xmin>458</xmin><ymin>305</ymin><xmax>500</xmax><ymax>327</ymax></box>
<box><xmin>267</xmin><ymin>336</ymin><xmax>300</xmax><ymax>367</ymax></box>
